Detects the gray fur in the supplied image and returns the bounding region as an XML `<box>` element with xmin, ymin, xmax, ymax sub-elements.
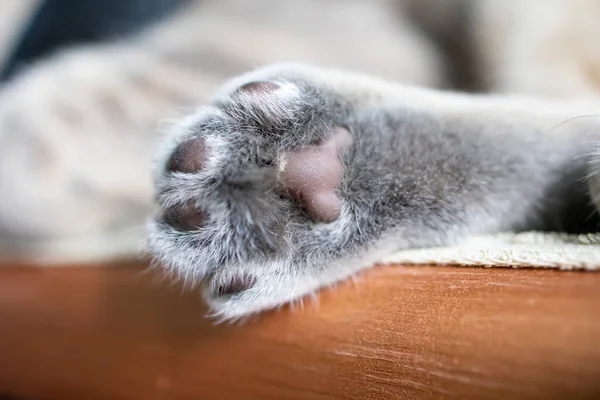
<box><xmin>148</xmin><ymin>63</ymin><xmax>600</xmax><ymax>320</ymax></box>
<box><xmin>2</xmin><ymin>0</ymin><xmax>600</xmax><ymax>265</ymax></box>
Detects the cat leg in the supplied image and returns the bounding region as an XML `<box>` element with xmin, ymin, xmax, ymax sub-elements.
<box><xmin>149</xmin><ymin>62</ymin><xmax>599</xmax><ymax>319</ymax></box>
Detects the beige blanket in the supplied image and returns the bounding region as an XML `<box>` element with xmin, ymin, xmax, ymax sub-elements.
<box><xmin>383</xmin><ymin>232</ymin><xmax>600</xmax><ymax>271</ymax></box>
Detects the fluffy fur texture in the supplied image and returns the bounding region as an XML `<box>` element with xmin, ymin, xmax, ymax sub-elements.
<box><xmin>149</xmin><ymin>63</ymin><xmax>600</xmax><ymax>319</ymax></box>
<box><xmin>0</xmin><ymin>1</ymin><xmax>599</xmax><ymax>318</ymax></box>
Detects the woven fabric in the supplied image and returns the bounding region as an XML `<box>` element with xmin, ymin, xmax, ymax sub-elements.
<box><xmin>381</xmin><ymin>232</ymin><xmax>600</xmax><ymax>270</ymax></box>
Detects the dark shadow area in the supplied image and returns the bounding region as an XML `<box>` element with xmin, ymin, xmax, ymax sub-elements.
<box><xmin>0</xmin><ymin>0</ymin><xmax>190</xmax><ymax>81</ymax></box>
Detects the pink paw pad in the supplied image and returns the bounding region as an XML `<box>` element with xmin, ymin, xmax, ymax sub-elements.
<box><xmin>164</xmin><ymin>138</ymin><xmax>210</xmax><ymax>230</ymax></box>
<box><xmin>217</xmin><ymin>275</ymin><xmax>257</xmax><ymax>296</ymax></box>
<box><xmin>164</xmin><ymin>202</ymin><xmax>206</xmax><ymax>231</ymax></box>
<box><xmin>167</xmin><ymin>137</ymin><xmax>207</xmax><ymax>173</ymax></box>
<box><xmin>278</xmin><ymin>127</ymin><xmax>353</xmax><ymax>223</ymax></box>
<box><xmin>236</xmin><ymin>81</ymin><xmax>280</xmax><ymax>95</ymax></box>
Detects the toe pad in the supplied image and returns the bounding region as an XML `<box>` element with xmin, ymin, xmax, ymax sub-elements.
<box><xmin>167</xmin><ymin>138</ymin><xmax>207</xmax><ymax>174</ymax></box>
<box><xmin>164</xmin><ymin>202</ymin><xmax>206</xmax><ymax>231</ymax></box>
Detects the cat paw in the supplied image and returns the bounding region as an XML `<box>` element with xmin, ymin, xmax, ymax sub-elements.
<box><xmin>148</xmin><ymin>65</ymin><xmax>362</xmax><ymax>320</ymax></box>
<box><xmin>588</xmin><ymin>143</ymin><xmax>600</xmax><ymax>212</ymax></box>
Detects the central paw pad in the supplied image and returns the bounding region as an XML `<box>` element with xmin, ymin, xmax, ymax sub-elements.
<box><xmin>278</xmin><ymin>127</ymin><xmax>353</xmax><ymax>222</ymax></box>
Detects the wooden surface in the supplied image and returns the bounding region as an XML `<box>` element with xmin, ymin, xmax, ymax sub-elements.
<box><xmin>0</xmin><ymin>264</ymin><xmax>599</xmax><ymax>400</ymax></box>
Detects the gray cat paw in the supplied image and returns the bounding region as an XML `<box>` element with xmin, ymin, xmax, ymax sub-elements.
<box><xmin>148</xmin><ymin>71</ymin><xmax>359</xmax><ymax>320</ymax></box>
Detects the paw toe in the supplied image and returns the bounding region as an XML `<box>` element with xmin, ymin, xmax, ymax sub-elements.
<box><xmin>236</xmin><ymin>81</ymin><xmax>280</xmax><ymax>95</ymax></box>
<box><xmin>217</xmin><ymin>275</ymin><xmax>256</xmax><ymax>296</ymax></box>
<box><xmin>164</xmin><ymin>202</ymin><xmax>206</xmax><ymax>231</ymax></box>
<box><xmin>167</xmin><ymin>137</ymin><xmax>207</xmax><ymax>174</ymax></box>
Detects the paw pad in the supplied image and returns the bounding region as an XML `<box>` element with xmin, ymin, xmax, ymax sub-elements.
<box><xmin>278</xmin><ymin>127</ymin><xmax>353</xmax><ymax>222</ymax></box>
<box><xmin>164</xmin><ymin>202</ymin><xmax>206</xmax><ymax>231</ymax></box>
<box><xmin>217</xmin><ymin>275</ymin><xmax>256</xmax><ymax>296</ymax></box>
<box><xmin>236</xmin><ymin>81</ymin><xmax>280</xmax><ymax>95</ymax></box>
<box><xmin>167</xmin><ymin>137</ymin><xmax>207</xmax><ymax>173</ymax></box>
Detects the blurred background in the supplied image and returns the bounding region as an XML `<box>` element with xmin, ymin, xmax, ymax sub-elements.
<box><xmin>0</xmin><ymin>0</ymin><xmax>598</xmax><ymax>264</ymax></box>
<box><xmin>0</xmin><ymin>2</ymin><xmax>599</xmax><ymax>400</ymax></box>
